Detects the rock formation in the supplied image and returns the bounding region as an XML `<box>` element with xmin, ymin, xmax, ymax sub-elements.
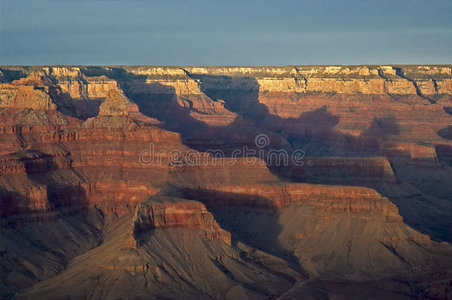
<box><xmin>98</xmin><ymin>89</ymin><xmax>139</xmax><ymax>116</ymax></box>
<box><xmin>0</xmin><ymin>65</ymin><xmax>451</xmax><ymax>299</ymax></box>
<box><xmin>0</xmin><ymin>73</ymin><xmax>57</xmax><ymax>110</ymax></box>
<box><xmin>132</xmin><ymin>196</ymin><xmax>231</xmax><ymax>246</ymax></box>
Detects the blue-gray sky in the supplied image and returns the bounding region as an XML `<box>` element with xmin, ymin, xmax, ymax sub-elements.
<box><xmin>0</xmin><ymin>0</ymin><xmax>451</xmax><ymax>65</ymax></box>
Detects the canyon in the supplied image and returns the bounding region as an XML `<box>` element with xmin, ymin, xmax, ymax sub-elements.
<box><xmin>0</xmin><ymin>65</ymin><xmax>451</xmax><ymax>299</ymax></box>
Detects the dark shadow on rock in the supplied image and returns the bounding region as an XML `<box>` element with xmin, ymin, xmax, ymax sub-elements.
<box><xmin>188</xmin><ymin>73</ymin><xmax>405</xmax><ymax>159</ymax></box>
<box><xmin>444</xmin><ymin>107</ymin><xmax>452</xmax><ymax>116</ymax></box>
<box><xmin>0</xmin><ymin>190</ymin><xmax>34</xmax><ymax>218</ymax></box>
<box><xmin>18</xmin><ymin>149</ymin><xmax>91</xmax><ymax>211</ymax></box>
<box><xmin>393</xmin><ymin>67</ymin><xmax>435</xmax><ymax>104</ymax></box>
<box><xmin>211</xmin><ymin>206</ymin><xmax>306</xmax><ymax>272</ymax></box>
<box><xmin>363</xmin><ymin>116</ymin><xmax>401</xmax><ymax>138</ymax></box>
<box><xmin>0</xmin><ymin>149</ymin><xmax>92</xmax><ymax>231</ymax></box>
<box><xmin>52</xmin><ymin>90</ymin><xmax>102</xmax><ymax>120</ymax></box>
<box><xmin>182</xmin><ymin>187</ymin><xmax>276</xmax><ymax>208</ymax></box>
<box><xmin>437</xmin><ymin>126</ymin><xmax>452</xmax><ymax>140</ymax></box>
<box><xmin>80</xmin><ymin>67</ymin><xmax>211</xmax><ymax>138</ymax></box>
<box><xmin>182</xmin><ymin>187</ymin><xmax>305</xmax><ymax>271</ymax></box>
<box><xmin>357</xmin><ymin>115</ymin><xmax>402</xmax><ymax>156</ymax></box>
<box><xmin>187</xmin><ymin>73</ymin><xmax>347</xmax><ymax>156</ymax></box>
<box><xmin>0</xmin><ymin>68</ymin><xmax>27</xmax><ymax>82</ymax></box>
<box><xmin>436</xmin><ymin>144</ymin><xmax>452</xmax><ymax>166</ymax></box>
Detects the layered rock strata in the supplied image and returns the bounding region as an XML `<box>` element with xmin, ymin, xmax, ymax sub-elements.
<box><xmin>0</xmin><ymin>65</ymin><xmax>451</xmax><ymax>299</ymax></box>
<box><xmin>132</xmin><ymin>196</ymin><xmax>231</xmax><ymax>246</ymax></box>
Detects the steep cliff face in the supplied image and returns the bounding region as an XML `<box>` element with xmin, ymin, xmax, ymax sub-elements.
<box><xmin>0</xmin><ymin>73</ymin><xmax>57</xmax><ymax>110</ymax></box>
<box><xmin>121</xmin><ymin>67</ymin><xmax>239</xmax><ymax>127</ymax></box>
<box><xmin>43</xmin><ymin>67</ymin><xmax>118</xmax><ymax>100</ymax></box>
<box><xmin>275</xmin><ymin>156</ymin><xmax>397</xmax><ymax>185</ymax></box>
<box><xmin>183</xmin><ymin>182</ymin><xmax>402</xmax><ymax>222</ymax></box>
<box><xmin>185</xmin><ymin>65</ymin><xmax>452</xmax><ymax>95</ymax></box>
<box><xmin>132</xmin><ymin>196</ymin><xmax>231</xmax><ymax>246</ymax></box>
<box><xmin>380</xmin><ymin>141</ymin><xmax>438</xmax><ymax>160</ymax></box>
<box><xmin>4</xmin><ymin>65</ymin><xmax>452</xmax><ymax>96</ymax></box>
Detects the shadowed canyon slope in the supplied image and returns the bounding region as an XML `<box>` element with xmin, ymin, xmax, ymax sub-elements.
<box><xmin>0</xmin><ymin>65</ymin><xmax>452</xmax><ymax>299</ymax></box>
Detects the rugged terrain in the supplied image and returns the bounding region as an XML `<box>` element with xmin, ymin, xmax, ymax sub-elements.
<box><xmin>0</xmin><ymin>65</ymin><xmax>451</xmax><ymax>299</ymax></box>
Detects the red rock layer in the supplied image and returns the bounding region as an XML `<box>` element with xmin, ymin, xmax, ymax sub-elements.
<box><xmin>0</xmin><ymin>81</ymin><xmax>183</xmax><ymax>218</ymax></box>
<box><xmin>0</xmin><ymin>66</ymin><xmax>447</xmax><ymax>231</ymax></box>
<box><xmin>380</xmin><ymin>141</ymin><xmax>438</xmax><ymax>160</ymax></box>
<box><xmin>183</xmin><ymin>183</ymin><xmax>402</xmax><ymax>222</ymax></box>
<box><xmin>132</xmin><ymin>196</ymin><xmax>231</xmax><ymax>245</ymax></box>
<box><xmin>276</xmin><ymin>156</ymin><xmax>397</xmax><ymax>185</ymax></box>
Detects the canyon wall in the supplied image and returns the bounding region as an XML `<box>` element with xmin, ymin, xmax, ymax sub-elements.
<box><xmin>1</xmin><ymin>66</ymin><xmax>451</xmax><ymax>299</ymax></box>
